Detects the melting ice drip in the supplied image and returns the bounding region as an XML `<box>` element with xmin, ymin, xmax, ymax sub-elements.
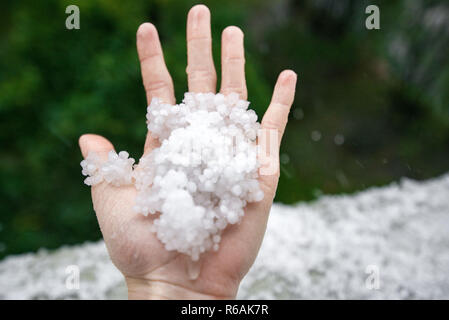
<box><xmin>81</xmin><ymin>92</ymin><xmax>264</xmax><ymax>260</ymax></box>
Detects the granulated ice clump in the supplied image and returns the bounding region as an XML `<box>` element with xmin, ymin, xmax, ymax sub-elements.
<box><xmin>81</xmin><ymin>92</ymin><xmax>264</xmax><ymax>260</ymax></box>
<box><xmin>81</xmin><ymin>151</ymin><xmax>135</xmax><ymax>187</ymax></box>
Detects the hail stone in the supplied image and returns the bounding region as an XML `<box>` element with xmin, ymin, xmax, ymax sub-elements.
<box><xmin>81</xmin><ymin>92</ymin><xmax>264</xmax><ymax>260</ymax></box>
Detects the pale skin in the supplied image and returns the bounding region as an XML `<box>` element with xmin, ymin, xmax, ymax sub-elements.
<box><xmin>78</xmin><ymin>5</ymin><xmax>297</xmax><ymax>299</ymax></box>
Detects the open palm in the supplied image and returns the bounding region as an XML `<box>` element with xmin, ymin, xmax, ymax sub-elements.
<box><xmin>79</xmin><ymin>5</ymin><xmax>296</xmax><ymax>299</ymax></box>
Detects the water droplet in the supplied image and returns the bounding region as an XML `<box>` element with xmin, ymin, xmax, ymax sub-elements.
<box><xmin>293</xmin><ymin>108</ymin><xmax>304</xmax><ymax>120</ymax></box>
<box><xmin>280</xmin><ymin>153</ymin><xmax>290</xmax><ymax>164</ymax></box>
<box><xmin>334</xmin><ymin>134</ymin><xmax>344</xmax><ymax>146</ymax></box>
<box><xmin>313</xmin><ymin>189</ymin><xmax>323</xmax><ymax>198</ymax></box>
<box><xmin>186</xmin><ymin>258</ymin><xmax>202</xmax><ymax>280</ymax></box>
<box><xmin>336</xmin><ymin>170</ymin><xmax>349</xmax><ymax>187</ymax></box>
<box><xmin>311</xmin><ymin>130</ymin><xmax>322</xmax><ymax>142</ymax></box>
<box><xmin>356</xmin><ymin>160</ymin><xmax>365</xmax><ymax>168</ymax></box>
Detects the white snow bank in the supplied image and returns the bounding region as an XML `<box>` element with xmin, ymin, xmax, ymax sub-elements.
<box><xmin>1</xmin><ymin>174</ymin><xmax>449</xmax><ymax>299</ymax></box>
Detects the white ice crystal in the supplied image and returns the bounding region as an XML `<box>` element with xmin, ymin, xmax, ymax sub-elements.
<box><xmin>80</xmin><ymin>152</ymin><xmax>103</xmax><ymax>186</ymax></box>
<box><xmin>81</xmin><ymin>150</ymin><xmax>135</xmax><ymax>187</ymax></box>
<box><xmin>80</xmin><ymin>92</ymin><xmax>264</xmax><ymax>260</ymax></box>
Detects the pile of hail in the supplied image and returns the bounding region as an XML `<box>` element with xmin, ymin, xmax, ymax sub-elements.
<box><xmin>81</xmin><ymin>92</ymin><xmax>264</xmax><ymax>260</ymax></box>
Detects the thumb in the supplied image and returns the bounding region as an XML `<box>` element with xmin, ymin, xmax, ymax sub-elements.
<box><xmin>78</xmin><ymin>134</ymin><xmax>115</xmax><ymax>160</ymax></box>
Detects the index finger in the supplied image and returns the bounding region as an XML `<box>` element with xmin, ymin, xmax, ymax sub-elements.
<box><xmin>137</xmin><ymin>23</ymin><xmax>175</xmax><ymax>105</ymax></box>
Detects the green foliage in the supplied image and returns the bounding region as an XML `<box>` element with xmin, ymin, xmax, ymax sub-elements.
<box><xmin>1</xmin><ymin>0</ymin><xmax>448</xmax><ymax>259</ymax></box>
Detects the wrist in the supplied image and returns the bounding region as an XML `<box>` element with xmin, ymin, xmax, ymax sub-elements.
<box><xmin>125</xmin><ymin>276</ymin><xmax>237</xmax><ymax>300</ymax></box>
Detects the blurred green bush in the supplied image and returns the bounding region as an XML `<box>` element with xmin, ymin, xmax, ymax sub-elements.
<box><xmin>1</xmin><ymin>0</ymin><xmax>448</xmax><ymax>259</ymax></box>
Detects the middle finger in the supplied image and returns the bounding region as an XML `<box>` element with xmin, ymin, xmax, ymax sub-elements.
<box><xmin>186</xmin><ymin>5</ymin><xmax>217</xmax><ymax>93</ymax></box>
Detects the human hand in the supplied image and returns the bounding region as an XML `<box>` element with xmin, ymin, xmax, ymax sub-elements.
<box><xmin>78</xmin><ymin>4</ymin><xmax>296</xmax><ymax>299</ymax></box>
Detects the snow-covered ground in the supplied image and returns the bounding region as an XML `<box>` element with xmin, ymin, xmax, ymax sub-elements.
<box><xmin>1</xmin><ymin>174</ymin><xmax>449</xmax><ymax>299</ymax></box>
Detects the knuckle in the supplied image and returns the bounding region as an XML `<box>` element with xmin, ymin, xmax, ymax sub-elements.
<box><xmin>221</xmin><ymin>85</ymin><xmax>245</xmax><ymax>96</ymax></box>
<box><xmin>187</xmin><ymin>69</ymin><xmax>216</xmax><ymax>82</ymax></box>
<box><xmin>187</xmin><ymin>36</ymin><xmax>212</xmax><ymax>48</ymax></box>
<box><xmin>261</xmin><ymin>118</ymin><xmax>284</xmax><ymax>133</ymax></box>
<box><xmin>139</xmin><ymin>51</ymin><xmax>161</xmax><ymax>63</ymax></box>
<box><xmin>259</xmin><ymin>175</ymin><xmax>279</xmax><ymax>199</ymax></box>
<box><xmin>224</xmin><ymin>56</ymin><xmax>245</xmax><ymax>63</ymax></box>
<box><xmin>144</xmin><ymin>80</ymin><xmax>170</xmax><ymax>93</ymax></box>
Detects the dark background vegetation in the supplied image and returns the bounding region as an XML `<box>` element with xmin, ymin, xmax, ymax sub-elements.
<box><xmin>1</xmin><ymin>0</ymin><xmax>448</xmax><ymax>259</ymax></box>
